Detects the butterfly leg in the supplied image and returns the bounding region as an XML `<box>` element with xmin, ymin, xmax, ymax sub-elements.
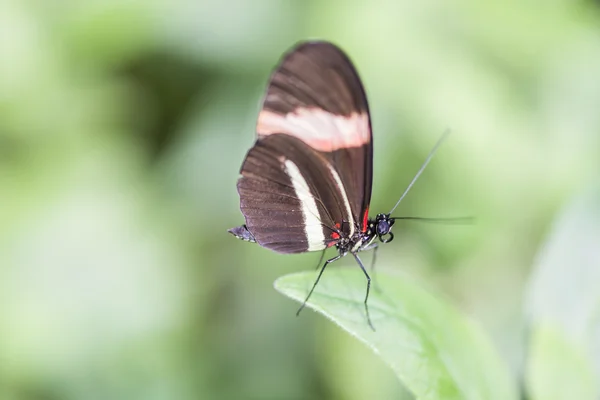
<box><xmin>296</xmin><ymin>253</ymin><xmax>343</xmax><ymax>316</ymax></box>
<box><xmin>352</xmin><ymin>252</ymin><xmax>375</xmax><ymax>331</ymax></box>
<box><xmin>369</xmin><ymin>244</ymin><xmax>382</xmax><ymax>293</ymax></box>
<box><xmin>358</xmin><ymin>242</ymin><xmax>381</xmax><ymax>293</ymax></box>
<box><xmin>314</xmin><ymin>249</ymin><xmax>327</xmax><ymax>270</ymax></box>
<box><xmin>360</xmin><ymin>242</ymin><xmax>379</xmax><ymax>270</ymax></box>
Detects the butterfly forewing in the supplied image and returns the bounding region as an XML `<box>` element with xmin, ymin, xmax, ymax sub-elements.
<box><xmin>236</xmin><ymin>41</ymin><xmax>373</xmax><ymax>254</ymax></box>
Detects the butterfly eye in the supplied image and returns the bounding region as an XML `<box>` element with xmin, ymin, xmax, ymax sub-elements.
<box><xmin>376</xmin><ymin>219</ymin><xmax>391</xmax><ymax>235</ymax></box>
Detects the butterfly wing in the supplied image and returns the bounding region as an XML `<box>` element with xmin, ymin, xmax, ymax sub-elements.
<box><xmin>234</xmin><ymin>41</ymin><xmax>373</xmax><ymax>254</ymax></box>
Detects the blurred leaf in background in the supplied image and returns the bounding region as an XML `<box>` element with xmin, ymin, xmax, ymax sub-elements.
<box><xmin>525</xmin><ymin>185</ymin><xmax>600</xmax><ymax>400</ymax></box>
<box><xmin>1</xmin><ymin>0</ymin><xmax>600</xmax><ymax>399</ymax></box>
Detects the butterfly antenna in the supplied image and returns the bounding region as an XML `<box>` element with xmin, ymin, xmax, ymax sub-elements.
<box><xmin>391</xmin><ymin>216</ymin><xmax>474</xmax><ymax>224</ymax></box>
<box><xmin>388</xmin><ymin>129</ymin><xmax>451</xmax><ymax>215</ymax></box>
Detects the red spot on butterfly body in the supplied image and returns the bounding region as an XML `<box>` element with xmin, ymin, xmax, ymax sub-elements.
<box><xmin>362</xmin><ymin>207</ymin><xmax>369</xmax><ymax>232</ymax></box>
<box><xmin>330</xmin><ymin>222</ymin><xmax>342</xmax><ymax>241</ymax></box>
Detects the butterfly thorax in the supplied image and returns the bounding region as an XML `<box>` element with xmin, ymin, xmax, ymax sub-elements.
<box><xmin>334</xmin><ymin>213</ymin><xmax>395</xmax><ymax>255</ymax></box>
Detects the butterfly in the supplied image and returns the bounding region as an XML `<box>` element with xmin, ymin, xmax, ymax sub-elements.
<box><xmin>229</xmin><ymin>41</ymin><xmax>450</xmax><ymax>329</ymax></box>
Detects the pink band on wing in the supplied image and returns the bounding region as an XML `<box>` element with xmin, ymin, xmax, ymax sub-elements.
<box><xmin>256</xmin><ymin>108</ymin><xmax>370</xmax><ymax>152</ymax></box>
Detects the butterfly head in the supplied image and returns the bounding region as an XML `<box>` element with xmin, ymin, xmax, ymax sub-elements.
<box><xmin>373</xmin><ymin>213</ymin><xmax>395</xmax><ymax>244</ymax></box>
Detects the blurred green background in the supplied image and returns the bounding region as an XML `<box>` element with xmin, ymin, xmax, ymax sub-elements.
<box><xmin>1</xmin><ymin>0</ymin><xmax>600</xmax><ymax>399</ymax></box>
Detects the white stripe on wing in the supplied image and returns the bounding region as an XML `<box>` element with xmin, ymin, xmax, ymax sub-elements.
<box><xmin>326</xmin><ymin>164</ymin><xmax>355</xmax><ymax>236</ymax></box>
<box><xmin>283</xmin><ymin>159</ymin><xmax>327</xmax><ymax>251</ymax></box>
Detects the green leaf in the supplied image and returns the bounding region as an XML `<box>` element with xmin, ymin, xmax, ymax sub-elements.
<box><xmin>275</xmin><ymin>269</ymin><xmax>517</xmax><ymax>400</ymax></box>
<box><xmin>525</xmin><ymin>185</ymin><xmax>600</xmax><ymax>400</ymax></box>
